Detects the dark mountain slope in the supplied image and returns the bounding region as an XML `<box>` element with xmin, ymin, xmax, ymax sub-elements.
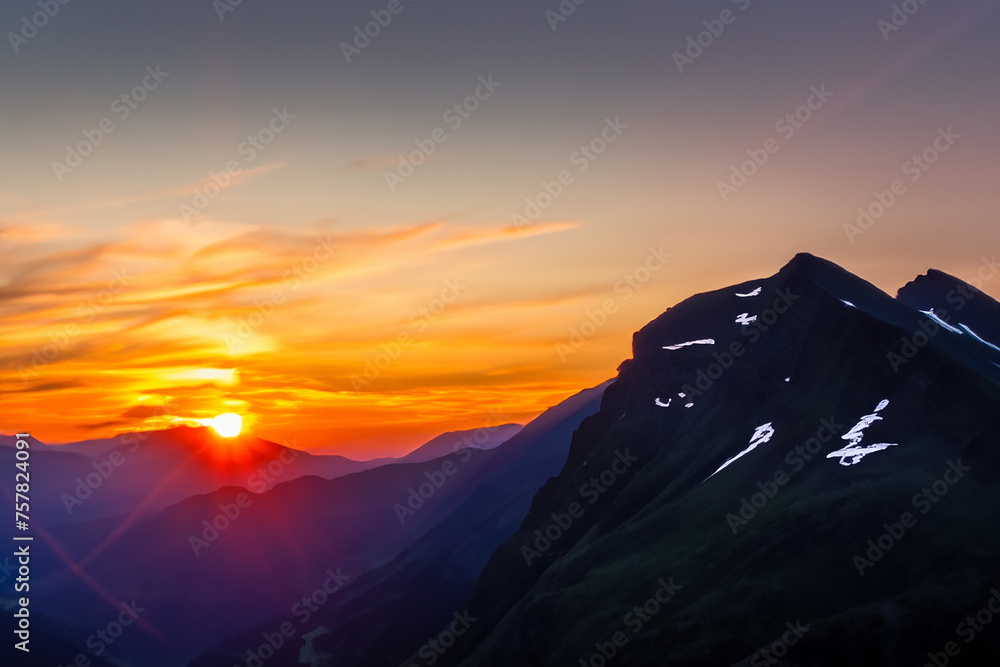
<box><xmin>188</xmin><ymin>383</ymin><xmax>609</xmax><ymax>667</ymax></box>
<box><xmin>436</xmin><ymin>253</ymin><xmax>1000</xmax><ymax>666</ymax></box>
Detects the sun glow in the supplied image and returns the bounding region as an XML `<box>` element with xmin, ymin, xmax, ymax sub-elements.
<box><xmin>210</xmin><ymin>413</ymin><xmax>243</xmax><ymax>437</ymax></box>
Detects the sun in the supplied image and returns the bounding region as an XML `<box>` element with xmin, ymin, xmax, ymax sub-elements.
<box><xmin>210</xmin><ymin>413</ymin><xmax>242</xmax><ymax>438</ymax></box>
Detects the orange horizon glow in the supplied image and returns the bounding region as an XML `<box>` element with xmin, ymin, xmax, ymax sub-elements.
<box><xmin>3</xmin><ymin>2</ymin><xmax>997</xmax><ymax>457</ymax></box>
<box><xmin>3</xmin><ymin>225</ymin><xmax>997</xmax><ymax>459</ymax></box>
<box><xmin>2</xmin><ymin>216</ymin><xmax>999</xmax><ymax>458</ymax></box>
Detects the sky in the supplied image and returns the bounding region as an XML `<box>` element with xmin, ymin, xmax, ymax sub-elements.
<box><xmin>1</xmin><ymin>0</ymin><xmax>998</xmax><ymax>458</ymax></box>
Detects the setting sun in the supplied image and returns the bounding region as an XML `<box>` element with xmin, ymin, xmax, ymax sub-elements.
<box><xmin>210</xmin><ymin>413</ymin><xmax>243</xmax><ymax>438</ymax></box>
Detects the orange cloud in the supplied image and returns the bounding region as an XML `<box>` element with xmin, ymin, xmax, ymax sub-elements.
<box><xmin>0</xmin><ymin>214</ymin><xmax>614</xmax><ymax>454</ymax></box>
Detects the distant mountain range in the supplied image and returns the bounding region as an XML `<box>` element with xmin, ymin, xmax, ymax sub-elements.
<box><xmin>2</xmin><ymin>253</ymin><xmax>998</xmax><ymax>666</ymax></box>
<box><xmin>0</xmin><ymin>421</ymin><xmax>523</xmax><ymax>526</ymax></box>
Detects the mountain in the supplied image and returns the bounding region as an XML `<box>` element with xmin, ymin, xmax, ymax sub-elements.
<box><xmin>895</xmin><ymin>267</ymin><xmax>1000</xmax><ymax>356</ymax></box>
<box><xmin>398</xmin><ymin>422</ymin><xmax>523</xmax><ymax>463</ymax></box>
<box><xmin>188</xmin><ymin>383</ymin><xmax>608</xmax><ymax>667</ymax></box>
<box><xmin>0</xmin><ymin>427</ymin><xmax>377</xmax><ymax>526</ymax></box>
<box><xmin>21</xmin><ymin>385</ymin><xmax>607</xmax><ymax>667</ymax></box>
<box><xmin>416</xmin><ymin>253</ymin><xmax>1000</xmax><ymax>666</ymax></box>
<box><xmin>9</xmin><ymin>253</ymin><xmax>999</xmax><ymax>667</ymax></box>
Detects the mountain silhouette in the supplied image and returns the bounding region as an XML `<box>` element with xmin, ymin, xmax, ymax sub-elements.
<box><xmin>435</xmin><ymin>253</ymin><xmax>1000</xmax><ymax>666</ymax></box>
<box><xmin>5</xmin><ymin>254</ymin><xmax>998</xmax><ymax>667</ymax></box>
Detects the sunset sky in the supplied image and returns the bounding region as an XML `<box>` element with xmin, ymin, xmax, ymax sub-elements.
<box><xmin>2</xmin><ymin>0</ymin><xmax>998</xmax><ymax>457</ymax></box>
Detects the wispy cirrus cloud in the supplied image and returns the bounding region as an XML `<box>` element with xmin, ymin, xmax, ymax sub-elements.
<box><xmin>431</xmin><ymin>220</ymin><xmax>579</xmax><ymax>252</ymax></box>
<box><xmin>0</xmin><ymin>213</ymin><xmax>599</xmax><ymax>450</ymax></box>
<box><xmin>1</xmin><ymin>162</ymin><xmax>286</xmax><ymax>222</ymax></box>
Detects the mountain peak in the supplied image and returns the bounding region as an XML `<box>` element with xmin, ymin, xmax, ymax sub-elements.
<box><xmin>778</xmin><ymin>252</ymin><xmax>860</xmax><ymax>283</ymax></box>
<box><xmin>896</xmin><ymin>267</ymin><xmax>976</xmax><ymax>300</ymax></box>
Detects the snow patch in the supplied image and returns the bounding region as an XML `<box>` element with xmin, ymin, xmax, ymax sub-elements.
<box><xmin>735</xmin><ymin>313</ymin><xmax>757</xmax><ymax>325</ymax></box>
<box><xmin>958</xmin><ymin>323</ymin><xmax>1000</xmax><ymax>353</ymax></box>
<box><xmin>827</xmin><ymin>443</ymin><xmax>897</xmax><ymax>466</ymax></box>
<box><xmin>784</xmin><ymin>377</ymin><xmax>791</xmax><ymax>382</ymax></box>
<box><xmin>707</xmin><ymin>422</ymin><xmax>774</xmax><ymax>479</ymax></box>
<box><xmin>655</xmin><ymin>397</ymin><xmax>671</xmax><ymax>408</ymax></box>
<box><xmin>663</xmin><ymin>339</ymin><xmax>715</xmax><ymax>350</ymax></box>
<box><xmin>841</xmin><ymin>299</ymin><xmax>856</xmax><ymax>308</ymax></box>
<box><xmin>684</xmin><ymin>402</ymin><xmax>694</xmax><ymax>408</ymax></box>
<box><xmin>736</xmin><ymin>287</ymin><xmax>762</xmax><ymax>297</ymax></box>
<box><xmin>920</xmin><ymin>309</ymin><xmax>964</xmax><ymax>335</ymax></box>
<box><xmin>826</xmin><ymin>399</ymin><xmax>897</xmax><ymax>466</ymax></box>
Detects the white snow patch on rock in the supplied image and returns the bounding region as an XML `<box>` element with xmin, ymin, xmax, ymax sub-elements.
<box><xmin>959</xmin><ymin>323</ymin><xmax>1000</xmax><ymax>353</ymax></box>
<box><xmin>827</xmin><ymin>399</ymin><xmax>898</xmax><ymax>466</ymax></box>
<box><xmin>707</xmin><ymin>422</ymin><xmax>774</xmax><ymax>479</ymax></box>
<box><xmin>663</xmin><ymin>339</ymin><xmax>715</xmax><ymax>350</ymax></box>
<box><xmin>920</xmin><ymin>309</ymin><xmax>963</xmax><ymax>335</ymax></box>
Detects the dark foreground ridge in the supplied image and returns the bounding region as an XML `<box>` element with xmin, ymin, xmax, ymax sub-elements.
<box><xmin>434</xmin><ymin>252</ymin><xmax>1000</xmax><ymax>666</ymax></box>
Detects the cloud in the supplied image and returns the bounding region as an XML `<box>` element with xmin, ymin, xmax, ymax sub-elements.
<box><xmin>431</xmin><ymin>220</ymin><xmax>579</xmax><ymax>252</ymax></box>
<box><xmin>121</xmin><ymin>404</ymin><xmax>168</xmax><ymax>419</ymax></box>
<box><xmin>0</xmin><ymin>380</ymin><xmax>86</xmax><ymax>394</ymax></box>
<box><xmin>1</xmin><ymin>163</ymin><xmax>286</xmax><ymax>223</ymax></box>
<box><xmin>0</xmin><ymin>221</ymin><xmax>68</xmax><ymax>245</ymax></box>
<box><xmin>0</xmin><ymin>211</ymin><xmax>602</xmax><ymax>451</ymax></box>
